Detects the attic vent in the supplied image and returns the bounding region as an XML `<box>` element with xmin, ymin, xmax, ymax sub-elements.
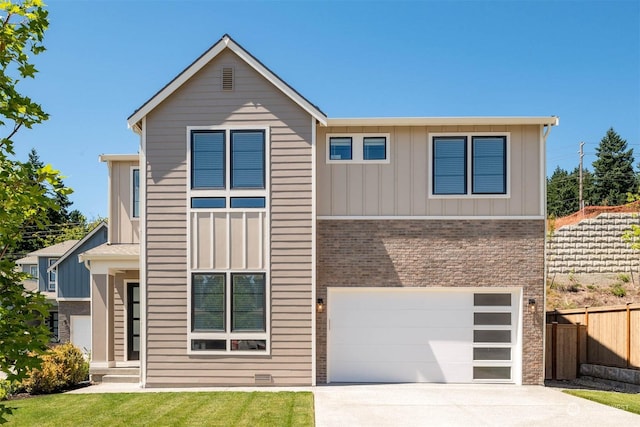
<box><xmin>222</xmin><ymin>67</ymin><xmax>234</xmax><ymax>91</ymax></box>
<box><xmin>254</xmin><ymin>373</ymin><xmax>273</xmax><ymax>384</ymax></box>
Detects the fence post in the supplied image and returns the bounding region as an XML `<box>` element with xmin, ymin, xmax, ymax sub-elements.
<box><xmin>576</xmin><ymin>322</ymin><xmax>581</xmax><ymax>378</ymax></box>
<box><xmin>584</xmin><ymin>306</ymin><xmax>589</xmax><ymax>364</ymax></box>
<box><xmin>627</xmin><ymin>303</ymin><xmax>631</xmax><ymax>368</ymax></box>
<box><xmin>551</xmin><ymin>322</ymin><xmax>558</xmax><ymax>380</ymax></box>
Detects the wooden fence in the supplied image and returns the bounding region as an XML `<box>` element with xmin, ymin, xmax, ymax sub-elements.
<box><xmin>545</xmin><ymin>303</ymin><xmax>640</xmax><ymax>380</ymax></box>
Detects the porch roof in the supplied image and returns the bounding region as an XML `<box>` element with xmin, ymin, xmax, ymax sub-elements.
<box><xmin>79</xmin><ymin>243</ymin><xmax>140</xmax><ymax>261</ymax></box>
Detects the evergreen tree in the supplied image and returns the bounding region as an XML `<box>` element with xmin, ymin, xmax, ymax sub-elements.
<box><xmin>9</xmin><ymin>148</ymin><xmax>74</xmax><ymax>258</ymax></box>
<box><xmin>547</xmin><ymin>166</ymin><xmax>596</xmax><ymax>217</ymax></box>
<box><xmin>592</xmin><ymin>128</ymin><xmax>636</xmax><ymax>206</ymax></box>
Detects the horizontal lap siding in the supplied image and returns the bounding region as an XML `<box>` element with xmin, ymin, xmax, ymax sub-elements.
<box><xmin>144</xmin><ymin>48</ymin><xmax>313</xmax><ymax>386</ymax></box>
<box><xmin>110</xmin><ymin>161</ymin><xmax>140</xmax><ymax>244</ymax></box>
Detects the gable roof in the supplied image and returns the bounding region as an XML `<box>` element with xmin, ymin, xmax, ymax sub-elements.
<box><xmin>29</xmin><ymin>240</ymin><xmax>79</xmax><ymax>258</ymax></box>
<box><xmin>47</xmin><ymin>222</ymin><xmax>108</xmax><ymax>272</ymax></box>
<box><xmin>127</xmin><ymin>34</ymin><xmax>327</xmax><ymax>130</ymax></box>
<box><xmin>15</xmin><ymin>255</ymin><xmax>37</xmax><ymax>265</ymax></box>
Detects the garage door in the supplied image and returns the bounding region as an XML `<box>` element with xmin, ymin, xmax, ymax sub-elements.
<box><xmin>327</xmin><ymin>288</ymin><xmax>520</xmax><ymax>384</ymax></box>
<box><xmin>70</xmin><ymin>315</ymin><xmax>91</xmax><ymax>356</ymax></box>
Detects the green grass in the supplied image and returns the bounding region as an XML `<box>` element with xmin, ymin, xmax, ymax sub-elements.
<box><xmin>4</xmin><ymin>392</ymin><xmax>314</xmax><ymax>426</ymax></box>
<box><xmin>563</xmin><ymin>390</ymin><xmax>640</xmax><ymax>415</ymax></box>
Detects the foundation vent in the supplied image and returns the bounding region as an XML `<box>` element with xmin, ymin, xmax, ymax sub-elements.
<box><xmin>254</xmin><ymin>373</ymin><xmax>273</xmax><ymax>384</ymax></box>
<box><xmin>222</xmin><ymin>67</ymin><xmax>234</xmax><ymax>91</ymax></box>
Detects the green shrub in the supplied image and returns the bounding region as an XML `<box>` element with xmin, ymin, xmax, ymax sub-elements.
<box><xmin>21</xmin><ymin>343</ymin><xmax>89</xmax><ymax>394</ymax></box>
<box><xmin>617</xmin><ymin>273</ymin><xmax>631</xmax><ymax>283</ymax></box>
<box><xmin>611</xmin><ymin>283</ymin><xmax>627</xmax><ymax>298</ymax></box>
<box><xmin>0</xmin><ymin>380</ymin><xmax>18</xmax><ymax>401</ymax></box>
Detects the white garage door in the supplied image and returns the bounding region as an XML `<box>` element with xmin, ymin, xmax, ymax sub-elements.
<box><xmin>70</xmin><ymin>315</ymin><xmax>91</xmax><ymax>355</ymax></box>
<box><xmin>327</xmin><ymin>288</ymin><xmax>520</xmax><ymax>384</ymax></box>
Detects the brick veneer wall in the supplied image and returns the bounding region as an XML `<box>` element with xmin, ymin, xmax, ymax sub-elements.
<box><xmin>547</xmin><ymin>213</ymin><xmax>640</xmax><ymax>274</ymax></box>
<box><xmin>57</xmin><ymin>301</ymin><xmax>90</xmax><ymax>344</ymax></box>
<box><xmin>316</xmin><ymin>219</ymin><xmax>545</xmax><ymax>385</ymax></box>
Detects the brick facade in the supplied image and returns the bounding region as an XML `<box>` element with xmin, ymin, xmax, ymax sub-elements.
<box><xmin>316</xmin><ymin>219</ymin><xmax>545</xmax><ymax>385</ymax></box>
<box><xmin>57</xmin><ymin>301</ymin><xmax>90</xmax><ymax>344</ymax></box>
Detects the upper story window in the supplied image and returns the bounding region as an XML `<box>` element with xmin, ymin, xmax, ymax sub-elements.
<box><xmin>431</xmin><ymin>134</ymin><xmax>508</xmax><ymax>197</ymax></box>
<box><xmin>48</xmin><ymin>258</ymin><xmax>58</xmax><ymax>292</ymax></box>
<box><xmin>191</xmin><ymin>129</ymin><xmax>265</xmax><ymax>190</ymax></box>
<box><xmin>132</xmin><ymin>168</ymin><xmax>140</xmax><ymax>218</ymax></box>
<box><xmin>29</xmin><ymin>265</ymin><xmax>38</xmax><ymax>279</ymax></box>
<box><xmin>327</xmin><ymin>133</ymin><xmax>390</xmax><ymax>164</ymax></box>
<box><xmin>189</xmin><ymin>128</ymin><xmax>268</xmax><ymax>210</ymax></box>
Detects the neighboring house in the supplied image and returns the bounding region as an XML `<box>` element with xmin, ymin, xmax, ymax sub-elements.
<box><xmin>81</xmin><ymin>34</ymin><xmax>558</xmax><ymax>387</ymax></box>
<box><xmin>16</xmin><ymin>223</ymin><xmax>108</xmax><ymax>352</ymax></box>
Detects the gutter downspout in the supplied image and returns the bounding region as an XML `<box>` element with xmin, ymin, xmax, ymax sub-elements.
<box><xmin>541</xmin><ymin>116</ymin><xmax>558</xmax><ymax>384</ymax></box>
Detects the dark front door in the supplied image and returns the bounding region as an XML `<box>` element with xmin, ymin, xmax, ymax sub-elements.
<box><xmin>128</xmin><ymin>283</ymin><xmax>140</xmax><ymax>361</ymax></box>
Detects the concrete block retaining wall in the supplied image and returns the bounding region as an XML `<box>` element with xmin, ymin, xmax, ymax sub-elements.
<box><xmin>548</xmin><ymin>213</ymin><xmax>640</xmax><ymax>274</ymax></box>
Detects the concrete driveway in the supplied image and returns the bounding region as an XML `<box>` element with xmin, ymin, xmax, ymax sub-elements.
<box><xmin>314</xmin><ymin>383</ymin><xmax>639</xmax><ymax>426</ymax></box>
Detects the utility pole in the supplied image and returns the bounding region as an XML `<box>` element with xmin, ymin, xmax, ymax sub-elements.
<box><xmin>579</xmin><ymin>141</ymin><xmax>585</xmax><ymax>212</ymax></box>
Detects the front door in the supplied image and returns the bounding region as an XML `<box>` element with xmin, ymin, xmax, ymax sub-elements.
<box><xmin>127</xmin><ymin>283</ymin><xmax>140</xmax><ymax>361</ymax></box>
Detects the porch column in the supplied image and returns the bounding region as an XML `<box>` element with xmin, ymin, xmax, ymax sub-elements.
<box><xmin>90</xmin><ymin>273</ymin><xmax>114</xmax><ymax>367</ymax></box>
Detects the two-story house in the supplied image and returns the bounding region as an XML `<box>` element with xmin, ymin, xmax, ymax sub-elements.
<box><xmin>82</xmin><ymin>34</ymin><xmax>557</xmax><ymax>386</ymax></box>
<box><xmin>16</xmin><ymin>222</ymin><xmax>107</xmax><ymax>352</ymax></box>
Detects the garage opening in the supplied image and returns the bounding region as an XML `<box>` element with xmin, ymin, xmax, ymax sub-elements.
<box><xmin>326</xmin><ymin>287</ymin><xmax>521</xmax><ymax>384</ymax></box>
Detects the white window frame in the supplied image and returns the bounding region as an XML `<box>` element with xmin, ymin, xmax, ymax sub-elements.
<box><xmin>29</xmin><ymin>265</ymin><xmax>38</xmax><ymax>279</ymax></box>
<box><xmin>131</xmin><ymin>166</ymin><xmax>140</xmax><ymax>220</ymax></box>
<box><xmin>47</xmin><ymin>258</ymin><xmax>58</xmax><ymax>292</ymax></box>
<box><xmin>186</xmin><ymin>125</ymin><xmax>271</xmax><ymax>355</ymax></box>
<box><xmin>188</xmin><ymin>271</ymin><xmax>270</xmax><ymax>355</ymax></box>
<box><xmin>428</xmin><ymin>132</ymin><xmax>510</xmax><ymax>199</ymax></box>
<box><xmin>326</xmin><ymin>133</ymin><xmax>391</xmax><ymax>164</ymax></box>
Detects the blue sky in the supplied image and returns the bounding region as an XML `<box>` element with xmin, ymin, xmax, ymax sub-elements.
<box><xmin>10</xmin><ymin>0</ymin><xmax>640</xmax><ymax>218</ymax></box>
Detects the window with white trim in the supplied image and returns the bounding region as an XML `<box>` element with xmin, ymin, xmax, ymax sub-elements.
<box><xmin>187</xmin><ymin>126</ymin><xmax>270</xmax><ymax>354</ymax></box>
<box><xmin>48</xmin><ymin>258</ymin><xmax>58</xmax><ymax>292</ymax></box>
<box><xmin>132</xmin><ymin>168</ymin><xmax>140</xmax><ymax>218</ymax></box>
<box><xmin>327</xmin><ymin>133</ymin><xmax>390</xmax><ymax>164</ymax></box>
<box><xmin>190</xmin><ymin>128</ymin><xmax>266</xmax><ymax>208</ymax></box>
<box><xmin>191</xmin><ymin>272</ymin><xmax>267</xmax><ymax>352</ymax></box>
<box><xmin>431</xmin><ymin>134</ymin><xmax>508</xmax><ymax>196</ymax></box>
<box><xmin>29</xmin><ymin>265</ymin><xmax>38</xmax><ymax>279</ymax></box>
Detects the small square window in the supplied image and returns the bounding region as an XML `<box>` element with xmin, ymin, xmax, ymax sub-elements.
<box><xmin>329</xmin><ymin>137</ymin><xmax>352</xmax><ymax>160</ymax></box>
<box><xmin>363</xmin><ymin>137</ymin><xmax>386</xmax><ymax>160</ymax></box>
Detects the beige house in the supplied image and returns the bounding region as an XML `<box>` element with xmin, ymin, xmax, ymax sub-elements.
<box><xmin>82</xmin><ymin>34</ymin><xmax>558</xmax><ymax>386</ymax></box>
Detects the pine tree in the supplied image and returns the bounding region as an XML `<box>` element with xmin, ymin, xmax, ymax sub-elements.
<box><xmin>592</xmin><ymin>128</ymin><xmax>636</xmax><ymax>206</ymax></box>
<box><xmin>9</xmin><ymin>148</ymin><xmax>74</xmax><ymax>258</ymax></box>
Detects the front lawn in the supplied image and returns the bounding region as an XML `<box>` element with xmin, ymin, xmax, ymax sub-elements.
<box><xmin>563</xmin><ymin>390</ymin><xmax>640</xmax><ymax>415</ymax></box>
<box><xmin>5</xmin><ymin>392</ymin><xmax>314</xmax><ymax>426</ymax></box>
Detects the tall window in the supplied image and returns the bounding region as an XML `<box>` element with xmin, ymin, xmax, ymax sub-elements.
<box><xmin>432</xmin><ymin>135</ymin><xmax>507</xmax><ymax>196</ymax></box>
<box><xmin>230</xmin><ymin>130</ymin><xmax>265</xmax><ymax>188</ymax></box>
<box><xmin>29</xmin><ymin>265</ymin><xmax>38</xmax><ymax>279</ymax></box>
<box><xmin>132</xmin><ymin>168</ymin><xmax>140</xmax><ymax>218</ymax></box>
<box><xmin>48</xmin><ymin>258</ymin><xmax>58</xmax><ymax>292</ymax></box>
<box><xmin>191</xmin><ymin>131</ymin><xmax>225</xmax><ymax>189</ymax></box>
<box><xmin>433</xmin><ymin>137</ymin><xmax>467</xmax><ymax>195</ymax></box>
<box><xmin>472</xmin><ymin>137</ymin><xmax>506</xmax><ymax>194</ymax></box>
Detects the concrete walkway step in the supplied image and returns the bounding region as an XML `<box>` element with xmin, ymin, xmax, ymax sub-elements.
<box><xmin>101</xmin><ymin>374</ymin><xmax>139</xmax><ymax>384</ymax></box>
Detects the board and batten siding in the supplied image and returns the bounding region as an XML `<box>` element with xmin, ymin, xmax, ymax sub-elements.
<box><xmin>57</xmin><ymin>226</ymin><xmax>107</xmax><ymax>299</ymax></box>
<box><xmin>109</xmin><ymin>160</ymin><xmax>140</xmax><ymax>244</ymax></box>
<box><xmin>317</xmin><ymin>125</ymin><xmax>542</xmax><ymax>217</ymax></box>
<box><xmin>143</xmin><ymin>48</ymin><xmax>313</xmax><ymax>386</ymax></box>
